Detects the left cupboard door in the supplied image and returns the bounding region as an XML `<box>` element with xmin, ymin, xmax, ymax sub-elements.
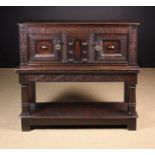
<box><xmin>28</xmin><ymin>33</ymin><xmax>63</xmax><ymax>65</ymax></box>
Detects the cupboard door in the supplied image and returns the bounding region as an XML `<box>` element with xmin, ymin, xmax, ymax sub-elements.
<box><xmin>94</xmin><ymin>33</ymin><xmax>128</xmax><ymax>63</ymax></box>
<box><xmin>29</xmin><ymin>33</ymin><xmax>62</xmax><ymax>64</ymax></box>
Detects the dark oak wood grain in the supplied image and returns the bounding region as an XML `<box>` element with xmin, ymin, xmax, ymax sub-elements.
<box><xmin>16</xmin><ymin>21</ymin><xmax>140</xmax><ymax>131</ymax></box>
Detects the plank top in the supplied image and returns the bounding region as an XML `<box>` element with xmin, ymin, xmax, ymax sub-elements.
<box><xmin>18</xmin><ymin>20</ymin><xmax>140</xmax><ymax>26</ymax></box>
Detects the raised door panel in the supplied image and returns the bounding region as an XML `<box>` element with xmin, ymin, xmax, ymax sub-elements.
<box><xmin>94</xmin><ymin>33</ymin><xmax>128</xmax><ymax>63</ymax></box>
<box><xmin>28</xmin><ymin>33</ymin><xmax>62</xmax><ymax>64</ymax></box>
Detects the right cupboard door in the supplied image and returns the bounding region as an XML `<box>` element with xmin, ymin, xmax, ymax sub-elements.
<box><xmin>94</xmin><ymin>33</ymin><xmax>128</xmax><ymax>63</ymax></box>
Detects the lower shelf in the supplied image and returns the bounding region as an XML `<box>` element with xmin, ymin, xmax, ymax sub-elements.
<box><xmin>21</xmin><ymin>102</ymin><xmax>137</xmax><ymax>131</ymax></box>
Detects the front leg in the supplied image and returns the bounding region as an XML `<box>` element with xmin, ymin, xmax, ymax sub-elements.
<box><xmin>128</xmin><ymin>84</ymin><xmax>136</xmax><ymax>116</ymax></box>
<box><xmin>21</xmin><ymin>83</ymin><xmax>30</xmax><ymax>116</ymax></box>
<box><xmin>21</xmin><ymin>83</ymin><xmax>34</xmax><ymax>131</ymax></box>
<box><xmin>28</xmin><ymin>82</ymin><xmax>36</xmax><ymax>103</ymax></box>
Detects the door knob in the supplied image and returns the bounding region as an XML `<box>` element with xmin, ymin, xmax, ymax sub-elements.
<box><xmin>55</xmin><ymin>44</ymin><xmax>61</xmax><ymax>50</ymax></box>
<box><xmin>95</xmin><ymin>45</ymin><xmax>102</xmax><ymax>52</ymax></box>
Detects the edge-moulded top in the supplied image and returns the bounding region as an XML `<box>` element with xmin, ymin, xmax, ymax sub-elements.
<box><xmin>18</xmin><ymin>20</ymin><xmax>140</xmax><ymax>26</ymax></box>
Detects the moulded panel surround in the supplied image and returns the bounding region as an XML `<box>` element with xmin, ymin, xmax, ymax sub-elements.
<box><xmin>94</xmin><ymin>33</ymin><xmax>128</xmax><ymax>63</ymax></box>
<box><xmin>28</xmin><ymin>33</ymin><xmax>62</xmax><ymax>64</ymax></box>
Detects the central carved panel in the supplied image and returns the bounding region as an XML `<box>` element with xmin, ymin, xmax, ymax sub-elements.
<box><xmin>67</xmin><ymin>33</ymin><xmax>89</xmax><ymax>63</ymax></box>
<box><xmin>74</xmin><ymin>39</ymin><xmax>81</xmax><ymax>61</ymax></box>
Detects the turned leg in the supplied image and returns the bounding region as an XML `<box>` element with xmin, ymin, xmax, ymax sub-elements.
<box><xmin>21</xmin><ymin>84</ymin><xmax>30</xmax><ymax>116</ymax></box>
<box><xmin>124</xmin><ymin>81</ymin><xmax>136</xmax><ymax>116</ymax></box>
<box><xmin>28</xmin><ymin>82</ymin><xmax>36</xmax><ymax>103</ymax></box>
<box><xmin>126</xmin><ymin>83</ymin><xmax>137</xmax><ymax>130</ymax></box>
<box><xmin>124</xmin><ymin>80</ymin><xmax>137</xmax><ymax>130</ymax></box>
<box><xmin>124</xmin><ymin>82</ymin><xmax>129</xmax><ymax>103</ymax></box>
<box><xmin>128</xmin><ymin>84</ymin><xmax>136</xmax><ymax>116</ymax></box>
<box><xmin>21</xmin><ymin>84</ymin><xmax>31</xmax><ymax>131</ymax></box>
